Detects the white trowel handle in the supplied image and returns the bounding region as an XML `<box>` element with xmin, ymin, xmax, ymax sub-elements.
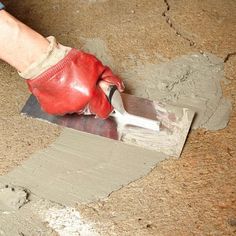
<box><xmin>99</xmin><ymin>81</ymin><xmax>160</xmax><ymax>132</ymax></box>
<box><xmin>113</xmin><ymin>111</ymin><xmax>160</xmax><ymax>131</ymax></box>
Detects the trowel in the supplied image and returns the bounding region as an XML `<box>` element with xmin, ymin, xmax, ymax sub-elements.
<box><xmin>21</xmin><ymin>83</ymin><xmax>194</xmax><ymax>158</ymax></box>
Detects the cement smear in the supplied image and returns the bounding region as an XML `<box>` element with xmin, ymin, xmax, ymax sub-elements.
<box><xmin>82</xmin><ymin>38</ymin><xmax>231</xmax><ymax>130</ymax></box>
<box><xmin>116</xmin><ymin>102</ymin><xmax>194</xmax><ymax>157</ymax></box>
<box><xmin>0</xmin><ymin>191</ymin><xmax>98</xmax><ymax>235</ymax></box>
<box><xmin>0</xmin><ymin>184</ymin><xmax>28</xmax><ymax>212</ymax></box>
<box><xmin>0</xmin><ymin>128</ymin><xmax>166</xmax><ymax>205</ymax></box>
<box><xmin>121</xmin><ymin>53</ymin><xmax>231</xmax><ymax>130</ymax></box>
<box><xmin>0</xmin><ymin>195</ymin><xmax>54</xmax><ymax>235</ymax></box>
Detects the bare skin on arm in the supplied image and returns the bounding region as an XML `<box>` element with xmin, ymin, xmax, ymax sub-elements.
<box><xmin>0</xmin><ymin>10</ymin><xmax>49</xmax><ymax>72</ymax></box>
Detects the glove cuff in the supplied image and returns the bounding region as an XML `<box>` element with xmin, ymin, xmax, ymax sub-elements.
<box><xmin>19</xmin><ymin>36</ymin><xmax>71</xmax><ymax>79</ymax></box>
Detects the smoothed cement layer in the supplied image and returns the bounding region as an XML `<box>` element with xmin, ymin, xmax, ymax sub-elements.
<box><xmin>0</xmin><ymin>128</ymin><xmax>167</xmax><ymax>205</ymax></box>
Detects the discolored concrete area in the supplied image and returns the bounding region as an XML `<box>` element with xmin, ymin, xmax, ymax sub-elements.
<box><xmin>0</xmin><ymin>0</ymin><xmax>235</xmax><ymax>235</ymax></box>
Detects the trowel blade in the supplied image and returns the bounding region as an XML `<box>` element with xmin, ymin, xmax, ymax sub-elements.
<box><xmin>21</xmin><ymin>94</ymin><xmax>194</xmax><ymax>158</ymax></box>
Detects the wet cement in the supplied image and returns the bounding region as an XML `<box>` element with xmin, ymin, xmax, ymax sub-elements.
<box><xmin>0</xmin><ymin>128</ymin><xmax>167</xmax><ymax>205</ymax></box>
<box><xmin>0</xmin><ymin>184</ymin><xmax>28</xmax><ymax>212</ymax></box>
<box><xmin>0</xmin><ymin>196</ymin><xmax>56</xmax><ymax>235</ymax></box>
<box><xmin>121</xmin><ymin>52</ymin><xmax>232</xmax><ymax>130</ymax></box>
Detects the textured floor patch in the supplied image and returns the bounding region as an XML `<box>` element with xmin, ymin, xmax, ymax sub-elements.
<box><xmin>120</xmin><ymin>53</ymin><xmax>232</xmax><ymax>130</ymax></box>
<box><xmin>0</xmin><ymin>184</ymin><xmax>28</xmax><ymax>212</ymax></box>
<box><xmin>0</xmin><ymin>192</ymin><xmax>98</xmax><ymax>236</ymax></box>
<box><xmin>0</xmin><ymin>196</ymin><xmax>55</xmax><ymax>235</ymax></box>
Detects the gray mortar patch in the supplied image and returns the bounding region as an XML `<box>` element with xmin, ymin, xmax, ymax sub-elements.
<box><xmin>0</xmin><ymin>184</ymin><xmax>29</xmax><ymax>212</ymax></box>
<box><xmin>121</xmin><ymin>53</ymin><xmax>232</xmax><ymax>130</ymax></box>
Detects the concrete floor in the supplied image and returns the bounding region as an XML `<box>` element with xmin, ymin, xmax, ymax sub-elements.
<box><xmin>0</xmin><ymin>0</ymin><xmax>235</xmax><ymax>235</ymax></box>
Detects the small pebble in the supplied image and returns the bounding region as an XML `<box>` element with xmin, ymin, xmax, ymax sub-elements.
<box><xmin>228</xmin><ymin>218</ymin><xmax>236</xmax><ymax>227</ymax></box>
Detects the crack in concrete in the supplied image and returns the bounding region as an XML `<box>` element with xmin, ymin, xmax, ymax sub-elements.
<box><xmin>162</xmin><ymin>0</ymin><xmax>195</xmax><ymax>47</ymax></box>
<box><xmin>224</xmin><ymin>52</ymin><xmax>236</xmax><ymax>63</ymax></box>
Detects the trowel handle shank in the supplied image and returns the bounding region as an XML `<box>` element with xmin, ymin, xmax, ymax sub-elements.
<box><xmin>99</xmin><ymin>81</ymin><xmax>126</xmax><ymax>114</ymax></box>
<box><xmin>99</xmin><ymin>81</ymin><xmax>160</xmax><ymax>132</ymax></box>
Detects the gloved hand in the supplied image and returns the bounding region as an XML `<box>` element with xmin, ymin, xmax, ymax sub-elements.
<box><xmin>20</xmin><ymin>37</ymin><xmax>124</xmax><ymax>119</ymax></box>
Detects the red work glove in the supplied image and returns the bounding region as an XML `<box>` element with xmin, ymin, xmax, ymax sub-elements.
<box><xmin>21</xmin><ymin>37</ymin><xmax>124</xmax><ymax>119</ymax></box>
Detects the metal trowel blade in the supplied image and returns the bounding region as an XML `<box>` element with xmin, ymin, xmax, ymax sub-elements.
<box><xmin>21</xmin><ymin>94</ymin><xmax>194</xmax><ymax>158</ymax></box>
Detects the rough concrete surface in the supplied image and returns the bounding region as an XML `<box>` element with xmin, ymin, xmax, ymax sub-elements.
<box><xmin>0</xmin><ymin>0</ymin><xmax>235</xmax><ymax>235</ymax></box>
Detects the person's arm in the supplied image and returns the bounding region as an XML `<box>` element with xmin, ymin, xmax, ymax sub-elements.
<box><xmin>0</xmin><ymin>9</ymin><xmax>124</xmax><ymax>118</ymax></box>
<box><xmin>0</xmin><ymin>9</ymin><xmax>49</xmax><ymax>72</ymax></box>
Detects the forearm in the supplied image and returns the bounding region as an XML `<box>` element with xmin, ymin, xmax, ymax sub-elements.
<box><xmin>0</xmin><ymin>10</ymin><xmax>49</xmax><ymax>72</ymax></box>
